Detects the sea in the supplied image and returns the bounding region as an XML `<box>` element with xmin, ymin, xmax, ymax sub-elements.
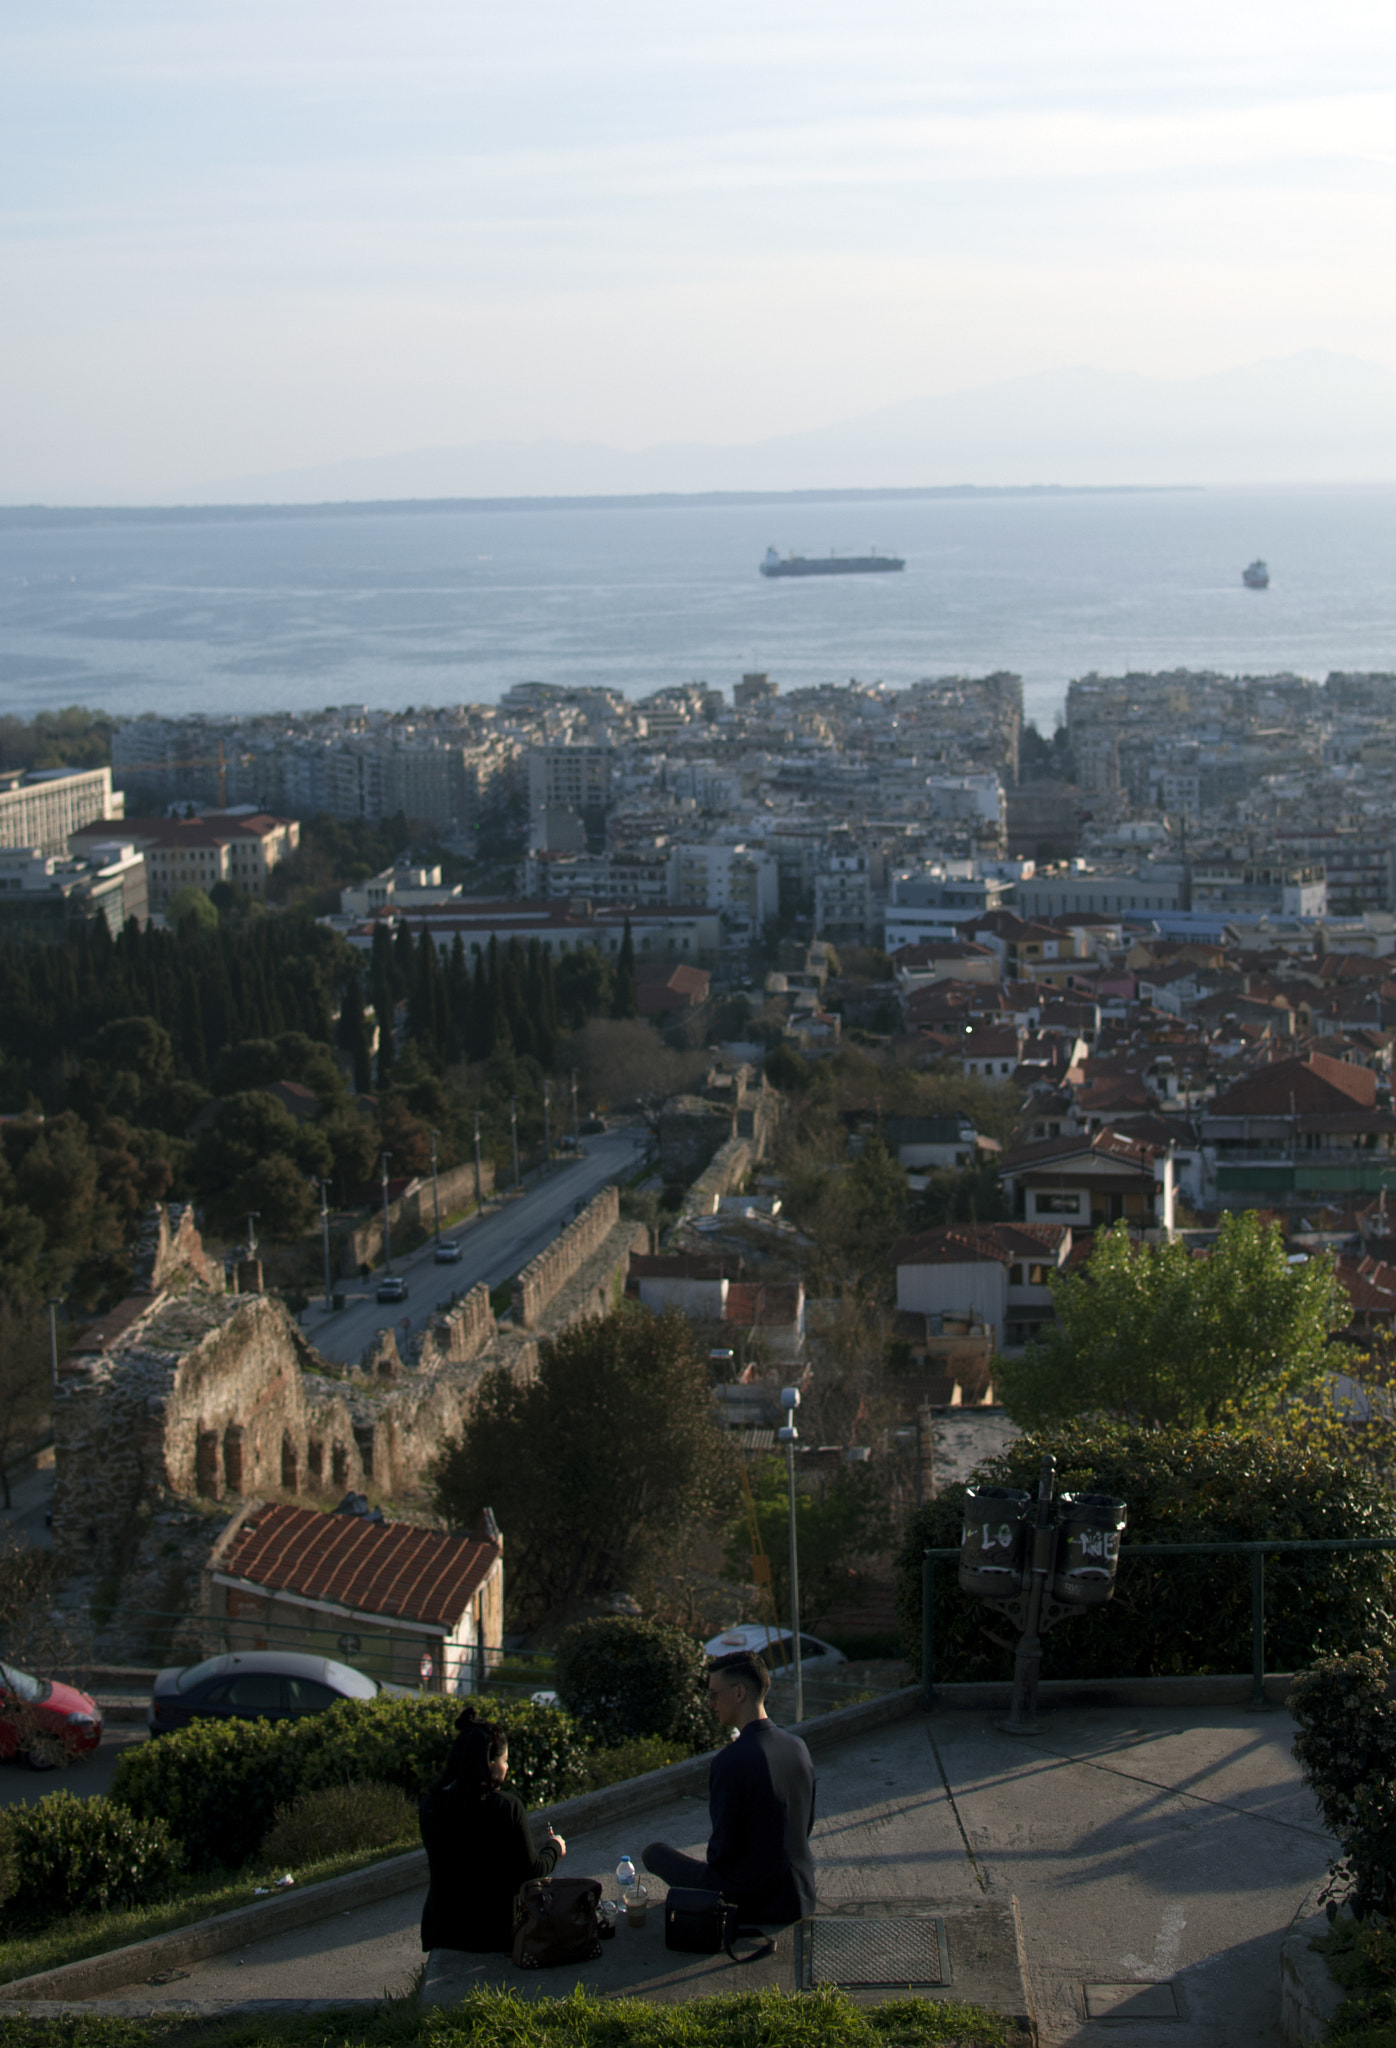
<box><xmin>4</xmin><ymin>482</ymin><xmax>1396</xmax><ymax>733</ymax></box>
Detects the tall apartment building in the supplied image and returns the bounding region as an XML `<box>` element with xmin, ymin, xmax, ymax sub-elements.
<box><xmin>526</xmin><ymin>745</ymin><xmax>614</xmax><ymax>849</ymax></box>
<box><xmin>0</xmin><ymin>767</ymin><xmax>122</xmax><ymax>856</ymax></box>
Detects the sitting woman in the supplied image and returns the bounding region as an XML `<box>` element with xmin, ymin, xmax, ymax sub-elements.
<box><xmin>419</xmin><ymin>1705</ymin><xmax>567</xmax><ymax>1954</ymax></box>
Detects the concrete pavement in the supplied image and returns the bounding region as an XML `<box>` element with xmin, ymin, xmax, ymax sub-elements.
<box><xmin>303</xmin><ymin>1129</ymin><xmax>646</xmax><ymax>1365</ymax></box>
<box><xmin>82</xmin><ymin>1703</ymin><xmax>1333</xmax><ymax>2044</ymax></box>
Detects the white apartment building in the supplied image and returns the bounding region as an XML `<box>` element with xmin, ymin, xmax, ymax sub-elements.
<box><xmin>814</xmin><ymin>851</ymin><xmax>877</xmax><ymax>946</ymax></box>
<box><xmin>527</xmin><ymin>746</ymin><xmax>614</xmax><ymax>845</ymax></box>
<box><xmin>0</xmin><ymin>767</ymin><xmax>122</xmax><ymax>856</ymax></box>
<box><xmin>671</xmin><ymin>842</ymin><xmax>779</xmax><ymax>939</ymax></box>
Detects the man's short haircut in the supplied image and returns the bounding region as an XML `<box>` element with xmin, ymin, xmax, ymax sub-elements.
<box><xmin>709</xmin><ymin>1648</ymin><xmax>771</xmax><ymax>1701</ymax></box>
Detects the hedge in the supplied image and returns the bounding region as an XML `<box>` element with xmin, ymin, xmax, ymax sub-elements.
<box><xmin>110</xmin><ymin>1695</ymin><xmax>588</xmax><ymax>1872</ymax></box>
<box><xmin>895</xmin><ymin>1422</ymin><xmax>1396</xmax><ymax>1682</ymax></box>
<box><xmin>5</xmin><ymin>1792</ymin><xmax>181</xmax><ymax>1928</ymax></box>
<box><xmin>556</xmin><ymin>1616</ymin><xmax>717</xmax><ymax>1750</ymax></box>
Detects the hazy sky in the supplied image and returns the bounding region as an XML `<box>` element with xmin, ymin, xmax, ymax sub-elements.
<box><xmin>5</xmin><ymin>0</ymin><xmax>1396</xmax><ymax>498</ymax></box>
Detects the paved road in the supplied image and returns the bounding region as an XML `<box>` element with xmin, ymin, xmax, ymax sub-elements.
<box><xmin>0</xmin><ymin>1726</ymin><xmax>145</xmax><ymax>1811</ymax></box>
<box><xmin>302</xmin><ymin>1128</ymin><xmax>649</xmax><ymax>1367</ymax></box>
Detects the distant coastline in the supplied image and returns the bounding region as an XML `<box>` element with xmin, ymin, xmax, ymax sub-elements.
<box><xmin>0</xmin><ymin>482</ymin><xmax>1196</xmax><ymax>531</ymax></box>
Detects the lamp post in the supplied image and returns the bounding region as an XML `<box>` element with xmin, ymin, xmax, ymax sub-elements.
<box><xmin>318</xmin><ymin>1181</ymin><xmax>333</xmax><ymax>1311</ymax></box>
<box><xmin>429</xmin><ymin>1128</ymin><xmax>441</xmax><ymax>1242</ymax></box>
<box><xmin>473</xmin><ymin>1111</ymin><xmax>484</xmax><ymax>1212</ymax></box>
<box><xmin>380</xmin><ymin>1152</ymin><xmax>393</xmax><ymax>1272</ymax></box>
<box><xmin>571</xmin><ymin>1068</ymin><xmax>580</xmax><ymax>1147</ymax></box>
<box><xmin>778</xmin><ymin>1385</ymin><xmax>803</xmax><ymax>1724</ymax></box>
<box><xmin>510</xmin><ymin>1096</ymin><xmax>521</xmax><ymax>1192</ymax></box>
<box><xmin>542</xmin><ymin>1084</ymin><xmax>551</xmax><ymax>1170</ymax></box>
<box><xmin>46</xmin><ymin>1296</ymin><xmax>62</xmax><ymax>1402</ymax></box>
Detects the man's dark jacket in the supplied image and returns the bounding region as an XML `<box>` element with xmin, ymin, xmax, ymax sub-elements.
<box><xmin>707</xmin><ymin>1718</ymin><xmax>817</xmax><ymax>1921</ymax></box>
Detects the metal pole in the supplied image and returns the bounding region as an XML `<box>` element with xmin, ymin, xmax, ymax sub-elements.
<box><xmin>429</xmin><ymin>1130</ymin><xmax>441</xmax><ymax>1241</ymax></box>
<box><xmin>510</xmin><ymin>1097</ymin><xmax>521</xmax><ymax>1191</ymax></box>
<box><xmin>473</xmin><ymin>1112</ymin><xmax>484</xmax><ymax>1211</ymax></box>
<box><xmin>786</xmin><ymin>1430</ymin><xmax>803</xmax><ymax>1724</ymax></box>
<box><xmin>542</xmin><ymin>1085</ymin><xmax>551</xmax><ymax>1170</ymax></box>
<box><xmin>319</xmin><ymin>1181</ymin><xmax>333</xmax><ymax>1311</ymax></box>
<box><xmin>47</xmin><ymin>1297</ymin><xmax>61</xmax><ymax>1402</ymax></box>
<box><xmin>1002</xmin><ymin>1454</ymin><xmax>1055</xmax><ymax>1735</ymax></box>
<box><xmin>922</xmin><ymin>1553</ymin><xmax>935</xmax><ymax>1713</ymax></box>
<box><xmin>380</xmin><ymin>1152</ymin><xmax>393</xmax><ymax>1272</ymax></box>
<box><xmin>571</xmin><ymin>1068</ymin><xmax>580</xmax><ymax>1146</ymax></box>
<box><xmin>1251</xmin><ymin>1552</ymin><xmax>1267</xmax><ymax>1709</ymax></box>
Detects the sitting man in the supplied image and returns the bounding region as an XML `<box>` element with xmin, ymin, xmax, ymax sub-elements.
<box><xmin>642</xmin><ymin>1648</ymin><xmax>816</xmax><ymax>1923</ymax></box>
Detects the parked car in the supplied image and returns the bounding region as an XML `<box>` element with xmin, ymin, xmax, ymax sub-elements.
<box><xmin>702</xmin><ymin>1626</ymin><xmax>847</xmax><ymax>1677</ymax></box>
<box><xmin>147</xmin><ymin>1650</ymin><xmax>401</xmax><ymax>1736</ymax></box>
<box><xmin>0</xmin><ymin>1659</ymin><xmax>102</xmax><ymax>1769</ymax></box>
<box><xmin>376</xmin><ymin>1275</ymin><xmax>409</xmax><ymax>1302</ymax></box>
<box><xmin>434</xmin><ymin>1240</ymin><xmax>462</xmax><ymax>1263</ymax></box>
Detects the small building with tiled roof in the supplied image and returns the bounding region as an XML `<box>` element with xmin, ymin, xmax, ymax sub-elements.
<box><xmin>207</xmin><ymin>1498</ymin><xmax>504</xmax><ymax>1696</ymax></box>
<box><xmin>890</xmin><ymin>1221</ymin><xmax>1072</xmax><ymax>1353</ymax></box>
<box><xmin>996</xmin><ymin>1125</ymin><xmax>1172</xmax><ymax>1233</ymax></box>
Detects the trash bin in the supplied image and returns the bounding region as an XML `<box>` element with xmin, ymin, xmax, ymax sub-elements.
<box><xmin>959</xmin><ymin>1485</ymin><xmax>1032</xmax><ymax>1600</ymax></box>
<box><xmin>1051</xmin><ymin>1493</ymin><xmax>1127</xmax><ymax>1606</ymax></box>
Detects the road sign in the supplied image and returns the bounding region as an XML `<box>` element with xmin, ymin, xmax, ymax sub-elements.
<box><xmin>419</xmin><ymin>1651</ymin><xmax>434</xmax><ymax>1686</ymax></box>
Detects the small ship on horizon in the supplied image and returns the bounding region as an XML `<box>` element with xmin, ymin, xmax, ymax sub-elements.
<box><xmin>1243</xmin><ymin>559</ymin><xmax>1270</xmax><ymax>589</ymax></box>
<box><xmin>760</xmin><ymin>545</ymin><xmax>905</xmax><ymax>579</ymax></box>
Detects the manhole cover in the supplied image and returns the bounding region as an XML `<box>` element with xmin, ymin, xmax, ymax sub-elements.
<box><xmin>802</xmin><ymin>1916</ymin><xmax>948</xmax><ymax>1988</ymax></box>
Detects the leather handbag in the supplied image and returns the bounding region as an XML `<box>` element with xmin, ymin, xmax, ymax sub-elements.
<box><xmin>663</xmin><ymin>1886</ymin><xmax>775</xmax><ymax>1963</ymax></box>
<box><xmin>512</xmin><ymin>1877</ymin><xmax>604</xmax><ymax>1969</ymax></box>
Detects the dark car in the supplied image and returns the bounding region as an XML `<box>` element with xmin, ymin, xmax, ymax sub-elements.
<box><xmin>147</xmin><ymin>1650</ymin><xmax>391</xmax><ymax>1736</ymax></box>
<box><xmin>376</xmin><ymin>1275</ymin><xmax>409</xmax><ymax>1302</ymax></box>
<box><xmin>0</xmin><ymin>1659</ymin><xmax>102</xmax><ymax>1768</ymax></box>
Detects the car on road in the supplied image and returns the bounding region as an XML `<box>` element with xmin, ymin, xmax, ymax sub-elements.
<box><xmin>702</xmin><ymin>1626</ymin><xmax>847</xmax><ymax>1677</ymax></box>
<box><xmin>376</xmin><ymin>1275</ymin><xmax>409</xmax><ymax>1302</ymax></box>
<box><xmin>147</xmin><ymin>1650</ymin><xmax>402</xmax><ymax>1735</ymax></box>
<box><xmin>434</xmin><ymin>1240</ymin><xmax>462</xmax><ymax>1263</ymax></box>
<box><xmin>0</xmin><ymin>1659</ymin><xmax>102</xmax><ymax>1769</ymax></box>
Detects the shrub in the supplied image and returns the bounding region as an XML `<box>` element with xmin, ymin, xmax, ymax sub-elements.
<box><xmin>7</xmin><ymin>1791</ymin><xmax>181</xmax><ymax>1928</ymax></box>
<box><xmin>1291</xmin><ymin>1651</ymin><xmax>1396</xmax><ymax>1920</ymax></box>
<box><xmin>0</xmin><ymin>1809</ymin><xmax>16</xmax><ymax>1911</ymax></box>
<box><xmin>580</xmin><ymin>1735</ymin><xmax>692</xmax><ymax>1792</ymax></box>
<box><xmin>111</xmin><ymin>1695</ymin><xmax>588</xmax><ymax>1872</ymax></box>
<box><xmin>259</xmin><ymin>1780</ymin><xmax>417</xmax><ymax>1869</ymax></box>
<box><xmin>895</xmin><ymin>1422</ymin><xmax>1396</xmax><ymax>1683</ymax></box>
<box><xmin>556</xmin><ymin>1617</ymin><xmax>716</xmax><ymax>1750</ymax></box>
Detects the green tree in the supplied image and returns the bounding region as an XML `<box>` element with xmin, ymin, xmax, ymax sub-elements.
<box><xmin>611</xmin><ymin>917</ymin><xmax>638</xmax><ymax>1020</ymax></box>
<box><xmin>0</xmin><ymin>1299</ymin><xmax>48</xmax><ymax>1511</ymax></box>
<box><xmin>429</xmin><ymin>1307</ymin><xmax>734</xmax><ymax>1628</ymax></box>
<box><xmin>726</xmin><ymin>1459</ymin><xmax>893</xmax><ymax>1628</ymax></box>
<box><xmin>231</xmin><ymin>1154</ymin><xmax>316</xmax><ymax>1241</ymax></box>
<box><xmin>164</xmin><ymin>886</ymin><xmax>219</xmax><ymax>933</ymax></box>
<box><xmin>997</xmin><ymin>1214</ymin><xmax>1348</xmax><ymax>1429</ymax></box>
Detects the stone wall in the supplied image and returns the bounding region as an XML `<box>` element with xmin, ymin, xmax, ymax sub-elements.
<box><xmin>413</xmin><ymin>1284</ymin><xmax>496</xmax><ymax>1370</ymax></box>
<box><xmin>338</xmin><ymin>1159</ymin><xmax>495</xmax><ymax>1276</ymax></box>
<box><xmin>512</xmin><ymin>1186</ymin><xmax>621</xmax><ymax>1327</ymax></box>
<box><xmin>685</xmin><ymin>1135</ymin><xmax>757</xmax><ymax>1216</ymax></box>
<box><xmin>133</xmin><ymin>1203</ymin><xmax>225</xmax><ymax>1295</ymax></box>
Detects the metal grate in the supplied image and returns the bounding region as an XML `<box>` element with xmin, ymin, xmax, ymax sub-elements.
<box><xmin>802</xmin><ymin>1916</ymin><xmax>948</xmax><ymax>1988</ymax></box>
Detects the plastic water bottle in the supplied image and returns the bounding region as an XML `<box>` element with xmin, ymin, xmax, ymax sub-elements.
<box><xmin>615</xmin><ymin>1855</ymin><xmax>636</xmax><ymax>1902</ymax></box>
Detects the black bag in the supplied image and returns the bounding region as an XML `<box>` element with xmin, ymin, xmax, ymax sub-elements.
<box><xmin>663</xmin><ymin>1886</ymin><xmax>775</xmax><ymax>1963</ymax></box>
<box><xmin>512</xmin><ymin>1877</ymin><xmax>604</xmax><ymax>1969</ymax></box>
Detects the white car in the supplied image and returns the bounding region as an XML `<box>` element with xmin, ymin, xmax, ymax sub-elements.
<box><xmin>703</xmin><ymin>1626</ymin><xmax>847</xmax><ymax>1676</ymax></box>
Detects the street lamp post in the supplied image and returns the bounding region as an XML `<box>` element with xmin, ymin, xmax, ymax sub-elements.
<box><xmin>46</xmin><ymin>1296</ymin><xmax>62</xmax><ymax>1402</ymax></box>
<box><xmin>571</xmin><ymin>1068</ymin><xmax>580</xmax><ymax>1147</ymax></box>
<box><xmin>542</xmin><ymin>1084</ymin><xmax>551</xmax><ymax>1170</ymax></box>
<box><xmin>429</xmin><ymin>1129</ymin><xmax>441</xmax><ymax>1242</ymax></box>
<box><xmin>318</xmin><ymin>1180</ymin><xmax>333</xmax><ymax>1311</ymax></box>
<box><xmin>778</xmin><ymin>1385</ymin><xmax>803</xmax><ymax>1724</ymax></box>
<box><xmin>380</xmin><ymin>1152</ymin><xmax>393</xmax><ymax>1272</ymax></box>
<box><xmin>510</xmin><ymin>1096</ymin><xmax>521</xmax><ymax>1192</ymax></box>
<box><xmin>473</xmin><ymin>1112</ymin><xmax>484</xmax><ymax>1212</ymax></box>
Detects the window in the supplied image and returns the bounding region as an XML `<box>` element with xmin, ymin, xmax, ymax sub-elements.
<box><xmin>285</xmin><ymin>1676</ymin><xmax>339</xmax><ymax>1713</ymax></box>
<box><xmin>221</xmin><ymin>1672</ymin><xmax>283</xmax><ymax>1715</ymax></box>
<box><xmin>1034</xmin><ymin>1193</ymin><xmax>1081</xmax><ymax>1215</ymax></box>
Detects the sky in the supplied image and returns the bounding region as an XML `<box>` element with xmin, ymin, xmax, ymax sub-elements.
<box><xmin>5</xmin><ymin>0</ymin><xmax>1396</xmax><ymax>500</ymax></box>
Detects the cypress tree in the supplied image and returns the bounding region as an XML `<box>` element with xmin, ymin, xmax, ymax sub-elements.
<box><xmin>612</xmin><ymin>915</ymin><xmax>638</xmax><ymax>1019</ymax></box>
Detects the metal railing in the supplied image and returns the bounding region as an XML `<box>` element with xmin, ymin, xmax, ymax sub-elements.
<box><xmin>920</xmin><ymin>1537</ymin><xmax>1396</xmax><ymax>1711</ymax></box>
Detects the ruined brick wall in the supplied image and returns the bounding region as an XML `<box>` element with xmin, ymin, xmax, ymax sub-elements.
<box><xmin>413</xmin><ymin>1284</ymin><xmax>496</xmax><ymax>1370</ymax></box>
<box><xmin>512</xmin><ymin>1186</ymin><xmax>621</xmax><ymax>1327</ymax></box>
<box><xmin>132</xmin><ymin>1202</ymin><xmax>225</xmax><ymax>1295</ymax></box>
<box><xmin>685</xmin><ymin>1135</ymin><xmax>757</xmax><ymax>1216</ymax></box>
<box><xmin>338</xmin><ymin>1160</ymin><xmax>496</xmax><ymax>1276</ymax></box>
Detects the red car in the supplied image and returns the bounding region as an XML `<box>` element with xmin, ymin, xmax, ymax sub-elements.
<box><xmin>0</xmin><ymin>1659</ymin><xmax>103</xmax><ymax>1769</ymax></box>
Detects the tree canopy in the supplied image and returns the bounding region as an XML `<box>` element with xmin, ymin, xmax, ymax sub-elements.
<box><xmin>429</xmin><ymin>1307</ymin><xmax>733</xmax><ymax>1629</ymax></box>
<box><xmin>996</xmin><ymin>1213</ymin><xmax>1349</xmax><ymax>1429</ymax></box>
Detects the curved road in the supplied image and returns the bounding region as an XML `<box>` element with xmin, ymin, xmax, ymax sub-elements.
<box><xmin>301</xmin><ymin>1127</ymin><xmax>650</xmax><ymax>1366</ymax></box>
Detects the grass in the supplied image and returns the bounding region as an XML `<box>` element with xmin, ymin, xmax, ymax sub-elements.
<box><xmin>0</xmin><ymin>1986</ymin><xmax>1022</xmax><ymax>2048</ymax></box>
<box><xmin>1315</xmin><ymin>1917</ymin><xmax>1396</xmax><ymax>2045</ymax></box>
<box><xmin>0</xmin><ymin>1838</ymin><xmax>421</xmax><ymax>1988</ymax></box>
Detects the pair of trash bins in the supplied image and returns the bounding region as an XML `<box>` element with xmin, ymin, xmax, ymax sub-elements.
<box><xmin>959</xmin><ymin>1484</ymin><xmax>1127</xmax><ymax>1607</ymax></box>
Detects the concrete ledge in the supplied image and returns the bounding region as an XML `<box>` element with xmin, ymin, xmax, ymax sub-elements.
<box><xmin>0</xmin><ymin>1687</ymin><xmax>920</xmax><ymax>2002</ymax></box>
<box><xmin>0</xmin><ymin>1999</ymin><xmax>386</xmax><ymax>2021</ymax></box>
<box><xmin>1280</xmin><ymin>1881</ymin><xmax>1345</xmax><ymax>2048</ymax></box>
<box><xmin>929</xmin><ymin>1672</ymin><xmax>1296</xmax><ymax>1710</ymax></box>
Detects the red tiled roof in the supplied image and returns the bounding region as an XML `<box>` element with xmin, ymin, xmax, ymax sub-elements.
<box><xmin>891</xmin><ymin>1222</ymin><xmax>1068</xmax><ymax>1268</ymax></box>
<box><xmin>220</xmin><ymin>1504</ymin><xmax>500</xmax><ymax>1627</ymax></box>
<box><xmin>1207</xmin><ymin>1053</ymin><xmax>1377</xmax><ymax>1117</ymax></box>
<box><xmin>724</xmin><ymin>1282</ymin><xmax>804</xmax><ymax>1326</ymax></box>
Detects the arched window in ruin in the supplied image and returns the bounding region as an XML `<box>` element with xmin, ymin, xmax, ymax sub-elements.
<box><xmin>223</xmin><ymin>1424</ymin><xmax>245</xmax><ymax>1493</ymax></box>
<box><xmin>307</xmin><ymin>1438</ymin><xmax>324</xmax><ymax>1486</ymax></box>
<box><xmin>331</xmin><ymin>1443</ymin><xmax>350</xmax><ymax>1489</ymax></box>
<box><xmin>281</xmin><ymin>1433</ymin><xmax>299</xmax><ymax>1493</ymax></box>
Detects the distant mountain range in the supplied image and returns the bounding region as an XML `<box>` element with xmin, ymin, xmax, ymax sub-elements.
<box><xmin>184</xmin><ymin>349</ymin><xmax>1396</xmax><ymax>503</ymax></box>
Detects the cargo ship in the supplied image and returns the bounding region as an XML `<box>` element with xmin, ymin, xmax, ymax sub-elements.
<box><xmin>760</xmin><ymin>546</ymin><xmax>905</xmax><ymax>578</ymax></box>
<box><xmin>1242</xmin><ymin>559</ymin><xmax>1270</xmax><ymax>589</ymax></box>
